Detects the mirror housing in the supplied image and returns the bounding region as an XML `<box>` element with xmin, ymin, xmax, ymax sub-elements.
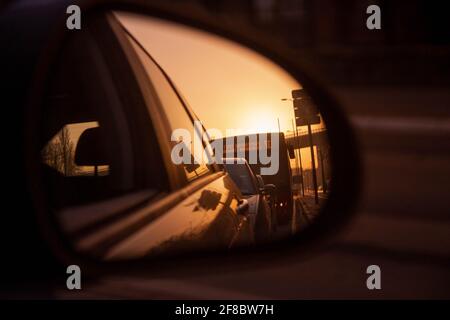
<box><xmin>12</xmin><ymin>0</ymin><xmax>360</xmax><ymax>278</ymax></box>
<box><xmin>75</xmin><ymin>127</ymin><xmax>108</xmax><ymax>166</ymax></box>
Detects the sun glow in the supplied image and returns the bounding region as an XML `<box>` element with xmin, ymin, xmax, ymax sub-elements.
<box><xmin>240</xmin><ymin>106</ymin><xmax>281</xmax><ymax>134</ymax></box>
<box><xmin>115</xmin><ymin>12</ymin><xmax>300</xmax><ymax>135</ymax></box>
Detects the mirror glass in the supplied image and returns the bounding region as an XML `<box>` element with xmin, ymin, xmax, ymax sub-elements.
<box><xmin>39</xmin><ymin>10</ymin><xmax>331</xmax><ymax>261</ymax></box>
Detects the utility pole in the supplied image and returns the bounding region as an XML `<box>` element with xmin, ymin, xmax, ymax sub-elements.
<box><xmin>292</xmin><ymin>119</ymin><xmax>304</xmax><ymax>196</ymax></box>
<box><xmin>307</xmin><ymin>122</ymin><xmax>319</xmax><ymax>204</ymax></box>
<box><xmin>283</xmin><ymin>89</ymin><xmax>319</xmax><ymax>203</ymax></box>
<box><xmin>318</xmin><ymin>146</ymin><xmax>327</xmax><ymax>194</ymax></box>
<box><xmin>291</xmin><ymin>119</ymin><xmax>304</xmax><ymax>196</ymax></box>
<box><xmin>290</xmin><ymin>89</ymin><xmax>319</xmax><ymax>205</ymax></box>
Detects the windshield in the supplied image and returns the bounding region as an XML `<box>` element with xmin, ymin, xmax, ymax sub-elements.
<box><xmin>223</xmin><ymin>163</ymin><xmax>257</xmax><ymax>195</ymax></box>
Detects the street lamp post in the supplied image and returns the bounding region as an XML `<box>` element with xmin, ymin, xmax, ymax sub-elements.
<box><xmin>318</xmin><ymin>146</ymin><xmax>327</xmax><ymax>194</ymax></box>
<box><xmin>283</xmin><ymin>89</ymin><xmax>320</xmax><ymax>205</ymax></box>
<box><xmin>291</xmin><ymin>119</ymin><xmax>304</xmax><ymax>196</ymax></box>
<box><xmin>306</xmin><ymin>119</ymin><xmax>319</xmax><ymax>204</ymax></box>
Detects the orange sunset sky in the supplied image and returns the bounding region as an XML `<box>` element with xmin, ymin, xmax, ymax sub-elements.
<box><xmin>116</xmin><ymin>11</ymin><xmax>305</xmax><ymax>134</ymax></box>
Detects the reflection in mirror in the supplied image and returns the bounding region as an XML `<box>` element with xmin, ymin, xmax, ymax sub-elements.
<box><xmin>39</xmin><ymin>10</ymin><xmax>331</xmax><ymax>261</ymax></box>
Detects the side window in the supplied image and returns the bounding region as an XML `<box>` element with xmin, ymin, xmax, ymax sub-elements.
<box><xmin>40</xmin><ymin>28</ymin><xmax>157</xmax><ymax>211</ymax></box>
<box><xmin>125</xmin><ymin>34</ymin><xmax>211</xmax><ymax>182</ymax></box>
<box><xmin>42</xmin><ymin>121</ymin><xmax>110</xmax><ymax>177</ymax></box>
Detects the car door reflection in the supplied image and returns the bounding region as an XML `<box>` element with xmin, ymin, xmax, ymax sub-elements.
<box><xmin>103</xmin><ymin>174</ymin><xmax>250</xmax><ymax>260</ymax></box>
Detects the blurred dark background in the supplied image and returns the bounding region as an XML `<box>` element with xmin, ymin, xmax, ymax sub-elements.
<box><xmin>188</xmin><ymin>0</ymin><xmax>450</xmax><ymax>86</ymax></box>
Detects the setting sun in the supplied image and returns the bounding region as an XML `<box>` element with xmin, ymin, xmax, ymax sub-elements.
<box><xmin>241</xmin><ymin>106</ymin><xmax>281</xmax><ymax>134</ymax></box>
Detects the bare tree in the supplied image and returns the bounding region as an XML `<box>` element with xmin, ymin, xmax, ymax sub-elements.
<box><xmin>42</xmin><ymin>126</ymin><xmax>77</xmax><ymax>176</ymax></box>
<box><xmin>42</xmin><ymin>139</ymin><xmax>62</xmax><ymax>172</ymax></box>
<box><xmin>58</xmin><ymin>126</ymin><xmax>77</xmax><ymax>175</ymax></box>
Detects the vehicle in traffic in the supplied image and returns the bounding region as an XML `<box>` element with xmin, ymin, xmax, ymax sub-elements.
<box><xmin>222</xmin><ymin>158</ymin><xmax>275</xmax><ymax>241</ymax></box>
<box><xmin>214</xmin><ymin>132</ymin><xmax>295</xmax><ymax>226</ymax></box>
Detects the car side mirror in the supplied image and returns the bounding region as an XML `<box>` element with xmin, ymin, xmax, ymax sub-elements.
<box><xmin>256</xmin><ymin>174</ymin><xmax>265</xmax><ymax>192</ymax></box>
<box><xmin>75</xmin><ymin>127</ymin><xmax>109</xmax><ymax>167</ymax></box>
<box><xmin>17</xmin><ymin>3</ymin><xmax>360</xmax><ymax>269</ymax></box>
